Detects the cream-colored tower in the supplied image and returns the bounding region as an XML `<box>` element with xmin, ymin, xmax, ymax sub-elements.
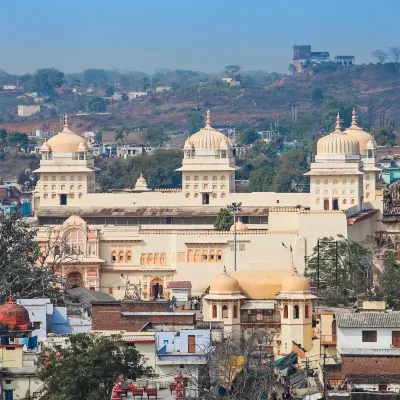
<box><xmin>305</xmin><ymin>114</ymin><xmax>364</xmax><ymax>214</ymax></box>
<box><xmin>33</xmin><ymin>115</ymin><xmax>97</xmax><ymax>211</ymax></box>
<box><xmin>203</xmin><ymin>271</ymin><xmax>246</xmax><ymax>335</ymax></box>
<box><xmin>275</xmin><ymin>268</ymin><xmax>316</xmax><ymax>355</ymax></box>
<box><xmin>176</xmin><ymin>109</ymin><xmax>238</xmax><ymax>204</ymax></box>
<box><xmin>345</xmin><ymin>109</ymin><xmax>381</xmax><ymax>205</ymax></box>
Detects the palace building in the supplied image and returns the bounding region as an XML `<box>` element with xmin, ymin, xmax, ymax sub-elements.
<box><xmin>33</xmin><ymin>110</ymin><xmax>383</xmax><ymax>299</ymax></box>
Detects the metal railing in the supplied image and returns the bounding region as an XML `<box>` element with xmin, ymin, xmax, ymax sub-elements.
<box><xmin>320</xmin><ymin>334</ymin><xmax>337</xmax><ymax>343</ymax></box>
<box><xmin>240</xmin><ymin>315</ymin><xmax>281</xmax><ymax>324</ymax></box>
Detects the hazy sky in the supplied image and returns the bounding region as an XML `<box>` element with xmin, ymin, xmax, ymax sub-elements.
<box><xmin>0</xmin><ymin>0</ymin><xmax>398</xmax><ymax>75</ymax></box>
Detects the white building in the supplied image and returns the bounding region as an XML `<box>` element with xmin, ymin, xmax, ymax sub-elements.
<box><xmin>128</xmin><ymin>91</ymin><xmax>147</xmax><ymax>100</ymax></box>
<box><xmin>18</xmin><ymin>105</ymin><xmax>40</xmax><ymax>117</ymax></box>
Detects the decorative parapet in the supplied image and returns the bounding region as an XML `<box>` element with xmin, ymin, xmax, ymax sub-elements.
<box><xmin>140</xmin><ymin>229</ymin><xmax>298</xmax><ymax>235</ymax></box>
<box><xmin>299</xmin><ymin>210</ymin><xmax>344</xmax><ymax>215</ymax></box>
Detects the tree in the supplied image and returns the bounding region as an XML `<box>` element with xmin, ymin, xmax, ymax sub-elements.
<box><xmin>83</xmin><ymin>69</ymin><xmax>108</xmax><ymax>88</ymax></box>
<box><xmin>288</xmin><ymin>64</ymin><xmax>297</xmax><ymax>75</ymax></box>
<box><xmin>371</xmin><ymin>49</ymin><xmax>388</xmax><ymax>64</ymax></box>
<box><xmin>6</xmin><ymin>132</ymin><xmax>29</xmax><ymax>147</ymax></box>
<box><xmin>305</xmin><ymin>235</ymin><xmax>373</xmax><ymax>306</ymax></box>
<box><xmin>32</xmin><ymin>68</ymin><xmax>64</xmax><ymax>97</ymax></box>
<box><xmin>144</xmin><ymin>126</ymin><xmax>166</xmax><ymax>146</ymax></box>
<box><xmin>312</xmin><ymin>87</ymin><xmax>324</xmax><ymax>102</ymax></box>
<box><xmin>214</xmin><ymin>208</ymin><xmax>234</xmax><ymax>231</ymax></box>
<box><xmin>376</xmin><ymin>255</ymin><xmax>400</xmax><ymax>309</ymax></box>
<box><xmin>389</xmin><ymin>47</ymin><xmax>400</xmax><ymax>64</ymax></box>
<box><xmin>94</xmin><ymin>131</ymin><xmax>103</xmax><ymax>142</ymax></box>
<box><xmin>185</xmin><ymin>331</ymin><xmax>276</xmax><ymax>400</ymax></box>
<box><xmin>322</xmin><ymin>99</ymin><xmax>355</xmax><ymax>130</ymax></box>
<box><xmin>372</xmin><ymin>126</ymin><xmax>397</xmax><ymax>146</ymax></box>
<box><xmin>115</xmin><ymin>131</ymin><xmax>124</xmax><ymax>142</ymax></box>
<box><xmin>121</xmin><ymin>93</ymin><xmax>129</xmax><ymax>101</ymax></box>
<box><xmin>224</xmin><ymin>64</ymin><xmax>241</xmax><ymax>81</ymax></box>
<box><xmin>0</xmin><ymin>213</ymin><xmax>66</xmax><ymax>300</ymax></box>
<box><xmin>271</xmin><ymin>168</ymin><xmax>307</xmax><ymax>193</ymax></box>
<box><xmin>238</xmin><ymin>128</ymin><xmax>260</xmax><ymax>145</ymax></box>
<box><xmin>37</xmin><ymin>333</ymin><xmax>151</xmax><ymax>400</ymax></box>
<box><xmin>141</xmin><ymin>77</ymin><xmax>150</xmax><ymax>91</ymax></box>
<box><xmin>105</xmin><ymin>86</ymin><xmax>115</xmax><ymax>98</ymax></box>
<box><xmin>249</xmin><ymin>165</ymin><xmax>275</xmax><ymax>192</ymax></box>
<box><xmin>185</xmin><ymin>112</ymin><xmax>204</xmax><ymax>134</ymax></box>
<box><xmin>119</xmin><ymin>74</ymin><xmax>130</xmax><ymax>91</ymax></box>
<box><xmin>88</xmin><ymin>97</ymin><xmax>107</xmax><ymax>113</ymax></box>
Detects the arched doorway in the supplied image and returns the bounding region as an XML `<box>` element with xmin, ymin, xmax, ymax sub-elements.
<box><xmin>202</xmin><ymin>193</ymin><xmax>209</xmax><ymax>205</ymax></box>
<box><xmin>150</xmin><ymin>278</ymin><xmax>164</xmax><ymax>299</ymax></box>
<box><xmin>332</xmin><ymin>198</ymin><xmax>339</xmax><ymax>211</ymax></box>
<box><xmin>65</xmin><ymin>271</ymin><xmax>84</xmax><ymax>290</ymax></box>
<box><xmin>323</xmin><ymin>198</ymin><xmax>329</xmax><ymax>211</ymax></box>
<box><xmin>60</xmin><ymin>194</ymin><xmax>67</xmax><ymax>205</ymax></box>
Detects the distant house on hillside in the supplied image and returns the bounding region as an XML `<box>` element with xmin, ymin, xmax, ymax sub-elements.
<box><xmin>128</xmin><ymin>91</ymin><xmax>147</xmax><ymax>99</ymax></box>
<box><xmin>334</xmin><ymin>55</ymin><xmax>355</xmax><ymax>66</ymax></box>
<box><xmin>17</xmin><ymin>105</ymin><xmax>40</xmax><ymax>117</ymax></box>
<box><xmin>155</xmin><ymin>86</ymin><xmax>172</xmax><ymax>93</ymax></box>
<box><xmin>222</xmin><ymin>77</ymin><xmax>240</xmax><ymax>87</ymax></box>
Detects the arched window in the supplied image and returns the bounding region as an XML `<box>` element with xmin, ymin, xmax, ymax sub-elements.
<box><xmin>351</xmin><ymin>179</ymin><xmax>355</xmax><ymax>185</ymax></box>
<box><xmin>78</xmin><ymin>185</ymin><xmax>83</xmax><ymax>190</ymax></box>
<box><xmin>221</xmin><ymin>193</ymin><xmax>226</xmax><ymax>199</ymax></box>
<box><xmin>78</xmin><ymin>176</ymin><xmax>83</xmax><ymax>181</ymax></box>
<box><xmin>44</xmin><ymin>184</ymin><xmax>48</xmax><ymax>190</ymax></box>
<box><xmin>293</xmin><ymin>305</ymin><xmax>299</xmax><ymax>319</ymax></box>
<box><xmin>194</xmin><ymin>193</ymin><xmax>199</xmax><ymax>198</ymax></box>
<box><xmin>52</xmin><ymin>184</ymin><xmax>56</xmax><ymax>190</ymax></box>
<box><xmin>305</xmin><ymin>304</ymin><xmax>309</xmax><ymax>319</ymax></box>
<box><xmin>43</xmin><ymin>176</ymin><xmax>48</xmax><ymax>181</ymax></box>
<box><xmin>217</xmin><ymin>250</ymin><xmax>223</xmax><ymax>262</ymax></box>
<box><xmin>221</xmin><ymin>184</ymin><xmax>226</xmax><ymax>189</ymax></box>
<box><xmin>79</xmin><ymin>193</ymin><xmax>83</xmax><ymax>199</ymax></box>
<box><xmin>212</xmin><ymin>304</ymin><xmax>217</xmax><ymax>318</ymax></box>
<box><xmin>186</xmin><ymin>176</ymin><xmax>190</xmax><ymax>181</ymax></box>
<box><xmin>154</xmin><ymin>253</ymin><xmax>161</xmax><ymax>265</ymax></box>
<box><xmin>233</xmin><ymin>304</ymin><xmax>238</xmax><ymax>319</ymax></box>
<box><xmin>52</xmin><ymin>194</ymin><xmax>56</xmax><ymax>199</ymax></box>
<box><xmin>343</xmin><ymin>179</ymin><xmax>347</xmax><ymax>185</ymax></box>
<box><xmin>185</xmin><ymin>184</ymin><xmax>190</xmax><ymax>189</ymax></box>
<box><xmin>195</xmin><ymin>250</ymin><xmax>201</xmax><ymax>262</ymax></box>
<box><xmin>204</xmin><ymin>175</ymin><xmax>208</xmax><ymax>180</ymax></box>
<box><xmin>221</xmin><ymin>175</ymin><xmax>226</xmax><ymax>180</ymax></box>
<box><xmin>316</xmin><ymin>198</ymin><xmax>320</xmax><ymax>204</ymax></box>
<box><xmin>213</xmin><ymin>193</ymin><xmax>217</xmax><ymax>198</ymax></box>
<box><xmin>44</xmin><ymin>194</ymin><xmax>49</xmax><ymax>199</ymax></box>
<box><xmin>188</xmin><ymin>250</ymin><xmax>194</xmax><ymax>263</ymax></box>
<box><xmin>70</xmin><ymin>176</ymin><xmax>75</xmax><ymax>181</ymax></box>
<box><xmin>65</xmin><ymin>229</ymin><xmax>86</xmax><ymax>255</ymax></box>
<box><xmin>203</xmin><ymin>183</ymin><xmax>209</xmax><ymax>190</ymax></box>
<box><xmin>343</xmin><ymin>199</ymin><xmax>347</xmax><ymax>204</ymax></box>
<box><xmin>316</xmin><ymin>179</ymin><xmax>320</xmax><ymax>185</ymax></box>
<box><xmin>213</xmin><ymin>175</ymin><xmax>218</xmax><ymax>181</ymax></box>
<box><xmin>324</xmin><ymin>179</ymin><xmax>328</xmax><ymax>185</ymax></box>
<box><xmin>202</xmin><ymin>250</ymin><xmax>208</xmax><ymax>262</ymax></box>
<box><xmin>61</xmin><ymin>185</ymin><xmax>66</xmax><ymax>190</ymax></box>
<box><xmin>140</xmin><ymin>253</ymin><xmax>147</xmax><ymax>265</ymax></box>
<box><xmin>366</xmin><ymin>192</ymin><xmax>371</xmax><ymax>199</ymax></box>
<box><xmin>333</xmin><ymin>189</ymin><xmax>338</xmax><ymax>195</ymax></box>
<box><xmin>70</xmin><ymin>185</ymin><xmax>75</xmax><ymax>190</ymax></box>
<box><xmin>222</xmin><ymin>305</ymin><xmax>228</xmax><ymax>319</ymax></box>
<box><xmin>61</xmin><ymin>176</ymin><xmax>66</xmax><ymax>181</ymax></box>
<box><xmin>119</xmin><ymin>251</ymin><xmax>124</xmax><ymax>263</ymax></box>
<box><xmin>126</xmin><ymin>251</ymin><xmax>132</xmax><ymax>262</ymax></box>
<box><xmin>161</xmin><ymin>253</ymin><xmax>166</xmax><ymax>264</ymax></box>
<box><xmin>147</xmin><ymin>253</ymin><xmax>154</xmax><ymax>265</ymax></box>
<box><xmin>186</xmin><ymin>193</ymin><xmax>190</xmax><ymax>199</ymax></box>
<box><xmin>213</xmin><ymin>184</ymin><xmax>217</xmax><ymax>190</ymax></box>
<box><xmin>366</xmin><ymin>184</ymin><xmax>371</xmax><ymax>189</ymax></box>
<box><xmin>108</xmin><ymin>287</ymin><xmax>113</xmax><ymax>295</ymax></box>
<box><xmin>70</xmin><ymin>193</ymin><xmax>75</xmax><ymax>199</ymax></box>
<box><xmin>366</xmin><ymin>175</ymin><xmax>370</xmax><ymax>180</ymax></box>
<box><xmin>333</xmin><ymin>179</ymin><xmax>338</xmax><ymax>185</ymax></box>
<box><xmin>194</xmin><ymin>175</ymin><xmax>199</xmax><ymax>181</ymax></box>
<box><xmin>194</xmin><ymin>184</ymin><xmax>199</xmax><ymax>189</ymax></box>
<box><xmin>284</xmin><ymin>305</ymin><xmax>288</xmax><ymax>319</ymax></box>
<box><xmin>351</xmin><ymin>199</ymin><xmax>355</xmax><ymax>204</ymax></box>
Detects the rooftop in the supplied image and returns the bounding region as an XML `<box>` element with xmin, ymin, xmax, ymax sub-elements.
<box><xmin>337</xmin><ymin>312</ymin><xmax>400</xmax><ymax>328</ymax></box>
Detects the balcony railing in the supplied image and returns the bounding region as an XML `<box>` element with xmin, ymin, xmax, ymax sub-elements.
<box><xmin>240</xmin><ymin>315</ymin><xmax>281</xmax><ymax>324</ymax></box>
<box><xmin>321</xmin><ymin>334</ymin><xmax>337</xmax><ymax>344</ymax></box>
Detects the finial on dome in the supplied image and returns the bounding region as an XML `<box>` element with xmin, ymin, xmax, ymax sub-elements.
<box><xmin>335</xmin><ymin>113</ymin><xmax>341</xmax><ymax>132</ymax></box>
<box><xmin>8</xmin><ymin>293</ymin><xmax>14</xmax><ymax>303</ymax></box>
<box><xmin>64</xmin><ymin>114</ymin><xmax>70</xmax><ymax>129</ymax></box>
<box><xmin>205</xmin><ymin>107</ymin><xmax>211</xmax><ymax>128</ymax></box>
<box><xmin>289</xmin><ymin>266</ymin><xmax>300</xmax><ymax>276</ymax></box>
<box><xmin>351</xmin><ymin>108</ymin><xmax>358</xmax><ymax>127</ymax></box>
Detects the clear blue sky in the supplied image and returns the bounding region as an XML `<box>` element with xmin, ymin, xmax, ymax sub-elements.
<box><xmin>0</xmin><ymin>0</ymin><xmax>398</xmax><ymax>75</ymax></box>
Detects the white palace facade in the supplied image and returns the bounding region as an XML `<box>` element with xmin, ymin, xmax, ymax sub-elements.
<box><xmin>32</xmin><ymin>111</ymin><xmax>383</xmax><ymax>299</ymax></box>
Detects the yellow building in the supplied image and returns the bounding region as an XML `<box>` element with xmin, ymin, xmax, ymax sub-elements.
<box><xmin>32</xmin><ymin>110</ymin><xmax>383</xmax><ymax>298</ymax></box>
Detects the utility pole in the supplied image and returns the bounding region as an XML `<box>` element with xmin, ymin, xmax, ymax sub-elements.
<box><xmin>323</xmin><ymin>345</ymin><xmax>327</xmax><ymax>399</ymax></box>
<box><xmin>227</xmin><ymin>202</ymin><xmax>242</xmax><ymax>272</ymax></box>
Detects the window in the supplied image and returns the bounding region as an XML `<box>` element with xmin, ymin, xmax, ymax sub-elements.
<box><xmin>194</xmin><ymin>184</ymin><xmax>199</xmax><ymax>189</ymax></box>
<box><xmin>70</xmin><ymin>193</ymin><xmax>75</xmax><ymax>199</ymax></box>
<box><xmin>194</xmin><ymin>193</ymin><xmax>199</xmax><ymax>198</ymax></box>
<box><xmin>305</xmin><ymin>304</ymin><xmax>309</xmax><ymax>319</ymax></box>
<box><xmin>78</xmin><ymin>176</ymin><xmax>83</xmax><ymax>181</ymax></box>
<box><xmin>213</xmin><ymin>184</ymin><xmax>217</xmax><ymax>189</ymax></box>
<box><xmin>186</xmin><ymin>193</ymin><xmax>190</xmax><ymax>198</ymax></box>
<box><xmin>324</xmin><ymin>179</ymin><xmax>328</xmax><ymax>185</ymax></box>
<box><xmin>212</xmin><ymin>304</ymin><xmax>217</xmax><ymax>318</ymax></box>
<box><xmin>65</xmin><ymin>229</ymin><xmax>85</xmax><ymax>255</ymax></box>
<box><xmin>316</xmin><ymin>198</ymin><xmax>320</xmax><ymax>204</ymax></box>
<box><xmin>222</xmin><ymin>305</ymin><xmax>228</xmax><ymax>318</ymax></box>
<box><xmin>52</xmin><ymin>185</ymin><xmax>56</xmax><ymax>190</ymax></box>
<box><xmin>233</xmin><ymin>304</ymin><xmax>238</xmax><ymax>319</ymax></box>
<box><xmin>351</xmin><ymin>199</ymin><xmax>355</xmax><ymax>204</ymax></box>
<box><xmin>221</xmin><ymin>175</ymin><xmax>225</xmax><ymax>180</ymax></box>
<box><xmin>343</xmin><ymin>179</ymin><xmax>347</xmax><ymax>184</ymax></box>
<box><xmin>333</xmin><ymin>179</ymin><xmax>338</xmax><ymax>185</ymax></box>
<box><xmin>78</xmin><ymin>185</ymin><xmax>83</xmax><ymax>190</ymax></box>
<box><xmin>221</xmin><ymin>184</ymin><xmax>226</xmax><ymax>189</ymax></box>
<box><xmin>70</xmin><ymin>185</ymin><xmax>75</xmax><ymax>190</ymax></box>
<box><xmin>316</xmin><ymin>189</ymin><xmax>320</xmax><ymax>194</ymax></box>
<box><xmin>185</xmin><ymin>184</ymin><xmax>190</xmax><ymax>189</ymax></box>
<box><xmin>61</xmin><ymin>176</ymin><xmax>66</xmax><ymax>181</ymax></box>
<box><xmin>392</xmin><ymin>331</ymin><xmax>400</xmax><ymax>348</ymax></box>
<box><xmin>33</xmin><ymin>321</ymin><xmax>41</xmax><ymax>329</ymax></box>
<box><xmin>52</xmin><ymin>194</ymin><xmax>56</xmax><ymax>199</ymax></box>
<box><xmin>213</xmin><ymin>193</ymin><xmax>217</xmax><ymax>198</ymax></box>
<box><xmin>351</xmin><ymin>179</ymin><xmax>355</xmax><ymax>185</ymax></box>
<box><xmin>126</xmin><ymin>251</ymin><xmax>132</xmax><ymax>261</ymax></box>
<box><xmin>202</xmin><ymin>250</ymin><xmax>208</xmax><ymax>262</ymax></box>
<box><xmin>51</xmin><ymin>176</ymin><xmax>56</xmax><ymax>181</ymax></box>
<box><xmin>217</xmin><ymin>250</ymin><xmax>223</xmax><ymax>262</ymax></box>
<box><xmin>44</xmin><ymin>184</ymin><xmax>48</xmax><ymax>190</ymax></box>
<box><xmin>362</xmin><ymin>330</ymin><xmax>377</xmax><ymax>342</ymax></box>
<box><xmin>343</xmin><ymin>189</ymin><xmax>347</xmax><ymax>195</ymax></box>
<box><xmin>343</xmin><ymin>199</ymin><xmax>347</xmax><ymax>204</ymax></box>
<box><xmin>119</xmin><ymin>251</ymin><xmax>124</xmax><ymax>262</ymax></box>
<box><xmin>43</xmin><ymin>175</ymin><xmax>48</xmax><ymax>181</ymax></box>
<box><xmin>203</xmin><ymin>183</ymin><xmax>209</xmax><ymax>190</ymax></box>
<box><xmin>194</xmin><ymin>175</ymin><xmax>199</xmax><ymax>181</ymax></box>
<box><xmin>366</xmin><ymin>193</ymin><xmax>371</xmax><ymax>199</ymax></box>
<box><xmin>284</xmin><ymin>305</ymin><xmax>288</xmax><ymax>319</ymax></box>
<box><xmin>43</xmin><ymin>193</ymin><xmax>48</xmax><ymax>199</ymax></box>
<box><xmin>79</xmin><ymin>193</ymin><xmax>83</xmax><ymax>199</ymax></box>
<box><xmin>333</xmin><ymin>189</ymin><xmax>338</xmax><ymax>195</ymax></box>
<box><xmin>213</xmin><ymin>175</ymin><xmax>218</xmax><ymax>181</ymax></box>
<box><xmin>316</xmin><ymin>179</ymin><xmax>320</xmax><ymax>185</ymax></box>
<box><xmin>366</xmin><ymin>184</ymin><xmax>371</xmax><ymax>189</ymax></box>
<box><xmin>112</xmin><ymin>251</ymin><xmax>117</xmax><ymax>262</ymax></box>
<box><xmin>186</xmin><ymin>176</ymin><xmax>190</xmax><ymax>181</ymax></box>
<box><xmin>366</xmin><ymin>175</ymin><xmax>370</xmax><ymax>180</ymax></box>
<box><xmin>204</xmin><ymin>175</ymin><xmax>208</xmax><ymax>180</ymax></box>
<box><xmin>293</xmin><ymin>305</ymin><xmax>299</xmax><ymax>319</ymax></box>
<box><xmin>221</xmin><ymin>193</ymin><xmax>226</xmax><ymax>199</ymax></box>
<box><xmin>70</xmin><ymin>176</ymin><xmax>75</xmax><ymax>181</ymax></box>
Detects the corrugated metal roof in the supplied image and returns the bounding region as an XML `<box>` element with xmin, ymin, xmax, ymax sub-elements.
<box><xmin>336</xmin><ymin>312</ymin><xmax>400</xmax><ymax>328</ymax></box>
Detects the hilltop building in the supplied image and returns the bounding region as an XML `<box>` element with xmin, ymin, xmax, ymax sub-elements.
<box><xmin>32</xmin><ymin>110</ymin><xmax>382</xmax><ymax>298</ymax></box>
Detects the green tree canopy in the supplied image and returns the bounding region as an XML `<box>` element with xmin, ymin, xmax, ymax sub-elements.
<box><xmin>88</xmin><ymin>97</ymin><xmax>107</xmax><ymax>113</ymax></box>
<box><xmin>83</xmin><ymin>69</ymin><xmax>108</xmax><ymax>88</ymax></box>
<box><xmin>145</xmin><ymin>126</ymin><xmax>167</xmax><ymax>146</ymax></box>
<box><xmin>214</xmin><ymin>208</ymin><xmax>234</xmax><ymax>231</ymax></box>
<box><xmin>95</xmin><ymin>131</ymin><xmax>103</xmax><ymax>142</ymax></box>
<box><xmin>376</xmin><ymin>255</ymin><xmax>400</xmax><ymax>309</ymax></box>
<box><xmin>322</xmin><ymin>99</ymin><xmax>355</xmax><ymax>130</ymax></box>
<box><xmin>37</xmin><ymin>333</ymin><xmax>151</xmax><ymax>400</ymax></box>
<box><xmin>185</xmin><ymin>112</ymin><xmax>204</xmax><ymax>134</ymax></box>
<box><xmin>6</xmin><ymin>132</ymin><xmax>29</xmax><ymax>147</ymax></box>
<box><xmin>239</xmin><ymin>128</ymin><xmax>260</xmax><ymax>145</ymax></box>
<box><xmin>32</xmin><ymin>68</ymin><xmax>64</xmax><ymax>97</ymax></box>
<box><xmin>371</xmin><ymin>126</ymin><xmax>396</xmax><ymax>146</ymax></box>
<box><xmin>105</xmin><ymin>86</ymin><xmax>115</xmax><ymax>98</ymax></box>
<box><xmin>305</xmin><ymin>235</ymin><xmax>373</xmax><ymax>306</ymax></box>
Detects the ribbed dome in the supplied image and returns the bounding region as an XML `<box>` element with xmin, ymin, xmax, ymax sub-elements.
<box><xmin>188</xmin><ymin>109</ymin><xmax>228</xmax><ymax>150</ymax></box>
<box><xmin>41</xmin><ymin>141</ymin><xmax>50</xmax><ymax>151</ymax></box>
<box><xmin>210</xmin><ymin>273</ymin><xmax>240</xmax><ymax>294</ymax></box>
<box><xmin>0</xmin><ymin>295</ymin><xmax>31</xmax><ymax>330</ymax></box>
<box><xmin>184</xmin><ymin>137</ymin><xmax>193</xmax><ymax>150</ymax></box>
<box><xmin>366</xmin><ymin>139</ymin><xmax>377</xmax><ymax>150</ymax></box>
<box><xmin>281</xmin><ymin>267</ymin><xmax>310</xmax><ymax>292</ymax></box>
<box><xmin>317</xmin><ymin>113</ymin><xmax>360</xmax><ymax>155</ymax></box>
<box><xmin>47</xmin><ymin>115</ymin><xmax>83</xmax><ymax>153</ymax></box>
<box><xmin>137</xmin><ymin>173</ymin><xmax>146</xmax><ymax>183</ymax></box>
<box><xmin>78</xmin><ymin>138</ymin><xmax>88</xmax><ymax>151</ymax></box>
<box><xmin>345</xmin><ymin>109</ymin><xmax>374</xmax><ymax>153</ymax></box>
<box><xmin>230</xmin><ymin>221</ymin><xmax>249</xmax><ymax>232</ymax></box>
